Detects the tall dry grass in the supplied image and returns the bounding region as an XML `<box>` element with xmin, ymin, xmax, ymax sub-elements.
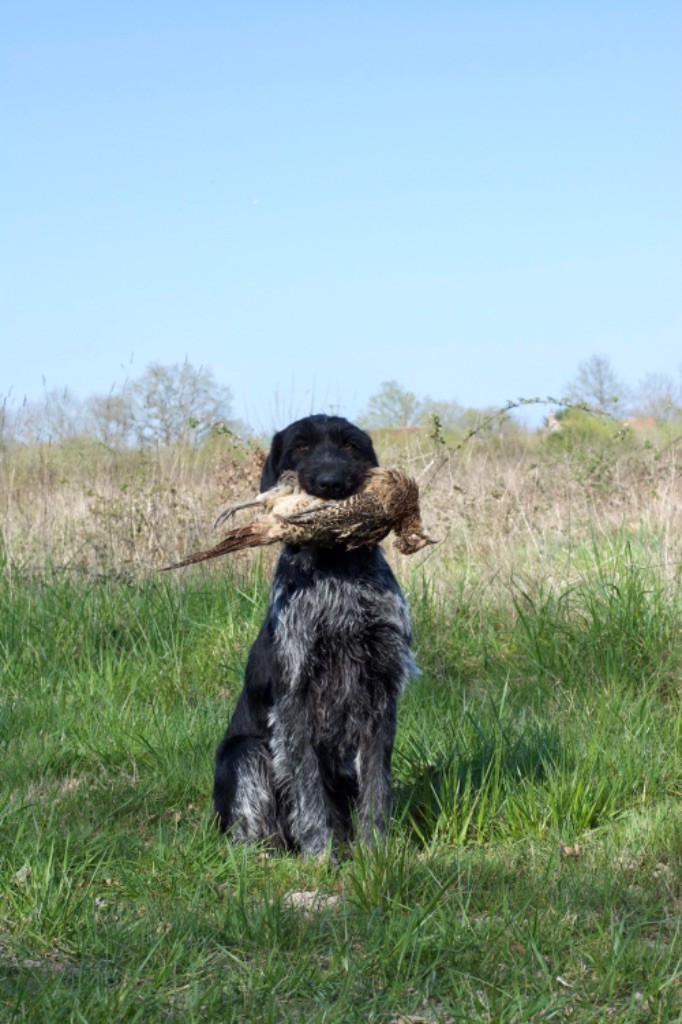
<box><xmin>1</xmin><ymin>423</ymin><xmax>680</xmax><ymax>585</ymax></box>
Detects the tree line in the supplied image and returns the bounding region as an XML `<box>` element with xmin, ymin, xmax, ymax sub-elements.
<box><xmin>1</xmin><ymin>362</ymin><xmax>235</xmax><ymax>448</ymax></box>
<box><xmin>359</xmin><ymin>357</ymin><xmax>682</xmax><ymax>431</ymax></box>
<box><xmin>2</xmin><ymin>355</ymin><xmax>680</xmax><ymax>449</ymax></box>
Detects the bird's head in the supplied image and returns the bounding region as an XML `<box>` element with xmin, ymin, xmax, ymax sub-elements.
<box><xmin>394</xmin><ymin>528</ymin><xmax>438</xmax><ymax>555</ymax></box>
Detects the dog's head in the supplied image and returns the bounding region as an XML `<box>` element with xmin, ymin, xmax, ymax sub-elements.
<box><xmin>261</xmin><ymin>415</ymin><xmax>378</xmax><ymax>499</ymax></box>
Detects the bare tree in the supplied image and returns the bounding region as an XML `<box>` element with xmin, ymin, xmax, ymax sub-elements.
<box><xmin>418</xmin><ymin>397</ymin><xmax>464</xmax><ymax>430</ymax></box>
<box><xmin>86</xmin><ymin>390</ymin><xmax>137</xmax><ymax>446</ymax></box>
<box><xmin>633</xmin><ymin>372</ymin><xmax>680</xmax><ymax>424</ymax></box>
<box><xmin>360</xmin><ymin>380</ymin><xmax>422</xmax><ymax>429</ymax></box>
<box><xmin>564</xmin><ymin>356</ymin><xmax>630</xmax><ymax>416</ymax></box>
<box><xmin>131</xmin><ymin>361</ymin><xmax>233</xmax><ymax>446</ymax></box>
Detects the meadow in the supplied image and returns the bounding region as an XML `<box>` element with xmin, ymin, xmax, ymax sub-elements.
<box><xmin>1</xmin><ymin>420</ymin><xmax>681</xmax><ymax>1022</ymax></box>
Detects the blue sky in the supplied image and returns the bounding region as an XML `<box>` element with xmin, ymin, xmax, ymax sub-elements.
<box><xmin>3</xmin><ymin>1</ymin><xmax>681</xmax><ymax>432</ymax></box>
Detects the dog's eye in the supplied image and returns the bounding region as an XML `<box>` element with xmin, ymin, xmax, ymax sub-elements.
<box><xmin>295</xmin><ymin>443</ymin><xmax>309</xmax><ymax>452</ymax></box>
<box><xmin>343</xmin><ymin>442</ymin><xmax>356</xmax><ymax>451</ymax></box>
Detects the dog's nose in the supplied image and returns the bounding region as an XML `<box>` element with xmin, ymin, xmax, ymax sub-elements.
<box><xmin>314</xmin><ymin>472</ymin><xmax>345</xmax><ymax>498</ymax></box>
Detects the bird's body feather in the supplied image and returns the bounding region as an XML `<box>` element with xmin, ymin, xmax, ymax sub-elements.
<box><xmin>161</xmin><ymin>467</ymin><xmax>434</xmax><ymax>571</ymax></box>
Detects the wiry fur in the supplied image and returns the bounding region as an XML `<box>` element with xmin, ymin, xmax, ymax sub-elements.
<box><xmin>213</xmin><ymin>415</ymin><xmax>415</xmax><ymax>856</ymax></box>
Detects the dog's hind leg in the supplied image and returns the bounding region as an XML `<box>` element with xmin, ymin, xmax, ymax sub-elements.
<box><xmin>214</xmin><ymin>736</ymin><xmax>285</xmax><ymax>847</ymax></box>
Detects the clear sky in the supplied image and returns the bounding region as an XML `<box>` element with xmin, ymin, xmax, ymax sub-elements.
<box><xmin>3</xmin><ymin>1</ymin><xmax>681</xmax><ymax>432</ymax></box>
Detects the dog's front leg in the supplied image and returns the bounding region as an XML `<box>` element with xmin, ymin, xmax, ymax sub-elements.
<box><xmin>269</xmin><ymin>696</ymin><xmax>333</xmax><ymax>857</ymax></box>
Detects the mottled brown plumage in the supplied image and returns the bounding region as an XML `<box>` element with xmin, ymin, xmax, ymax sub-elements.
<box><xmin>161</xmin><ymin>467</ymin><xmax>435</xmax><ymax>571</ymax></box>
<box><xmin>281</xmin><ymin>467</ymin><xmax>435</xmax><ymax>554</ymax></box>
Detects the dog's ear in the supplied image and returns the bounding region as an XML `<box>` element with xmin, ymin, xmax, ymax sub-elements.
<box><xmin>347</xmin><ymin>425</ymin><xmax>380</xmax><ymax>468</ymax></box>
<box><xmin>260</xmin><ymin>429</ymin><xmax>285</xmax><ymax>489</ymax></box>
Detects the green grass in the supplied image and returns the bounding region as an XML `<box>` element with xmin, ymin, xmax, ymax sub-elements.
<box><xmin>1</xmin><ymin>545</ymin><xmax>681</xmax><ymax>1023</ymax></box>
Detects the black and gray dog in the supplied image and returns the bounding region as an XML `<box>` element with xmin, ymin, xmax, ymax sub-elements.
<box><xmin>213</xmin><ymin>414</ymin><xmax>415</xmax><ymax>856</ymax></box>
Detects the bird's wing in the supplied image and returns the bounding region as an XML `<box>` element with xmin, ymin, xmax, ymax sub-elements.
<box><xmin>279</xmin><ymin>499</ymin><xmax>335</xmax><ymax>523</ymax></box>
<box><xmin>270</xmin><ymin>491</ymin><xmax>325</xmax><ymax>518</ymax></box>
<box><xmin>279</xmin><ymin>491</ymin><xmax>391</xmax><ymax>543</ymax></box>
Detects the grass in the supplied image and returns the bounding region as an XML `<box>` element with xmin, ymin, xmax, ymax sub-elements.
<box><xmin>2</xmin><ymin>419</ymin><xmax>681</xmax><ymax>576</ymax></box>
<box><xmin>1</xmin><ymin>535</ymin><xmax>681</xmax><ymax>1023</ymax></box>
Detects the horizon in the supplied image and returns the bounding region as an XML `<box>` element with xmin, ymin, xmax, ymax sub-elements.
<box><xmin>4</xmin><ymin>2</ymin><xmax>681</xmax><ymax>434</ymax></box>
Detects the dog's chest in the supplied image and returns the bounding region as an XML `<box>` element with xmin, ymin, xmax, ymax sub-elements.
<box><xmin>272</xmin><ymin>577</ymin><xmax>411</xmax><ymax>713</ymax></box>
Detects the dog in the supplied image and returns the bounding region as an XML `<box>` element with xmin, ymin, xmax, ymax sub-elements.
<box><xmin>213</xmin><ymin>414</ymin><xmax>415</xmax><ymax>856</ymax></box>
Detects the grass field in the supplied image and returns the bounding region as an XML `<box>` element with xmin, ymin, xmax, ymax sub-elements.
<box><xmin>1</xmin><ymin>429</ymin><xmax>681</xmax><ymax>1022</ymax></box>
<box><xmin>2</xmin><ymin>541</ymin><xmax>680</xmax><ymax>1023</ymax></box>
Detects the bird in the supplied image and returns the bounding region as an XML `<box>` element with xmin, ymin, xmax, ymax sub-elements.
<box><xmin>279</xmin><ymin>467</ymin><xmax>435</xmax><ymax>554</ymax></box>
<box><xmin>161</xmin><ymin>467</ymin><xmax>435</xmax><ymax>571</ymax></box>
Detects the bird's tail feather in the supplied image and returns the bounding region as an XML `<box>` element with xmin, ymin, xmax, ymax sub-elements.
<box><xmin>160</xmin><ymin>523</ymin><xmax>270</xmax><ymax>571</ymax></box>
